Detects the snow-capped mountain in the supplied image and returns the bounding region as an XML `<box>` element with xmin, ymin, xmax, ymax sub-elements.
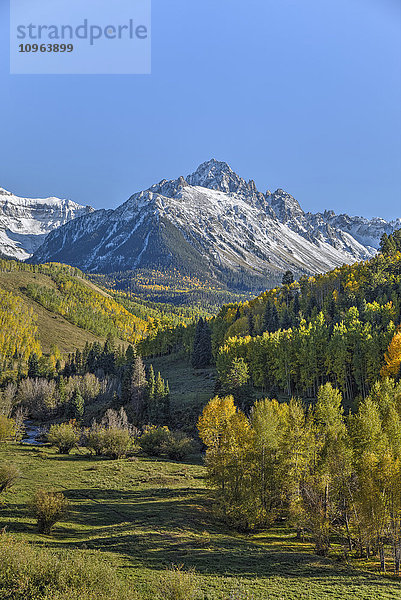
<box><xmin>0</xmin><ymin>188</ymin><xmax>93</xmax><ymax>260</ymax></box>
<box><xmin>31</xmin><ymin>160</ymin><xmax>400</xmax><ymax>288</ymax></box>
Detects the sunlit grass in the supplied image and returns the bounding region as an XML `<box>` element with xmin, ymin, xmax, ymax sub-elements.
<box><xmin>1</xmin><ymin>443</ymin><xmax>400</xmax><ymax>599</ymax></box>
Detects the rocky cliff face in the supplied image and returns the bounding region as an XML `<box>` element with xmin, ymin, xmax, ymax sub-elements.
<box><xmin>0</xmin><ymin>187</ymin><xmax>93</xmax><ymax>260</ymax></box>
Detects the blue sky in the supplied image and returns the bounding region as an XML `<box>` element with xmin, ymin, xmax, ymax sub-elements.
<box><xmin>0</xmin><ymin>0</ymin><xmax>400</xmax><ymax>220</ymax></box>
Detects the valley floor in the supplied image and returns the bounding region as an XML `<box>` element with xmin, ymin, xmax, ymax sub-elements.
<box><xmin>1</xmin><ymin>443</ymin><xmax>401</xmax><ymax>599</ymax></box>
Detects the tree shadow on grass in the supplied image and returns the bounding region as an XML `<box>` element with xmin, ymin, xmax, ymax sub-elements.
<box><xmin>26</xmin><ymin>486</ymin><xmax>399</xmax><ymax>591</ymax></box>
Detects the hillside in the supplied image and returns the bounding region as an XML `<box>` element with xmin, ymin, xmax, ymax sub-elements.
<box><xmin>0</xmin><ymin>269</ymin><xmax>106</xmax><ymax>354</ymax></box>
<box><xmin>0</xmin><ymin>261</ymin><xmax>151</xmax><ymax>357</ymax></box>
<box><xmin>0</xmin><ymin>259</ymin><xmax>234</xmax><ymax>367</ymax></box>
<box><xmin>31</xmin><ymin>160</ymin><xmax>400</xmax><ymax>291</ymax></box>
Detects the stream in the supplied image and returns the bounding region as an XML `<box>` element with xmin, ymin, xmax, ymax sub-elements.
<box><xmin>21</xmin><ymin>421</ymin><xmax>45</xmax><ymax>446</ymax></box>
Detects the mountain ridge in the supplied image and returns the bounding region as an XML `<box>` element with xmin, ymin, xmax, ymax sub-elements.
<box><xmin>27</xmin><ymin>159</ymin><xmax>401</xmax><ymax>289</ymax></box>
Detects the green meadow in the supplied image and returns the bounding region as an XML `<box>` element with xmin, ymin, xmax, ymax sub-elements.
<box><xmin>1</xmin><ymin>442</ymin><xmax>401</xmax><ymax>599</ymax></box>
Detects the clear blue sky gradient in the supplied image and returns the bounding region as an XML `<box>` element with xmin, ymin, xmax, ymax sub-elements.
<box><xmin>0</xmin><ymin>0</ymin><xmax>400</xmax><ymax>220</ymax></box>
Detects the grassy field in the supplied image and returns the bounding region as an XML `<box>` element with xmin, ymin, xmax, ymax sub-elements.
<box><xmin>146</xmin><ymin>354</ymin><xmax>216</xmax><ymax>410</ymax></box>
<box><xmin>1</xmin><ymin>442</ymin><xmax>401</xmax><ymax>599</ymax></box>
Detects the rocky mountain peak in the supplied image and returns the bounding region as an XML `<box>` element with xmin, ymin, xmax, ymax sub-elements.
<box><xmin>186</xmin><ymin>159</ymin><xmax>253</xmax><ymax>195</ymax></box>
<box><xmin>268</xmin><ymin>189</ymin><xmax>305</xmax><ymax>222</ymax></box>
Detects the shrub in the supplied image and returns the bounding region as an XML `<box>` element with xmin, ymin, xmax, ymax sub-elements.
<box><xmin>165</xmin><ymin>430</ymin><xmax>194</xmax><ymax>461</ymax></box>
<box><xmin>0</xmin><ymin>415</ymin><xmax>16</xmax><ymax>443</ymax></box>
<box><xmin>30</xmin><ymin>489</ymin><xmax>69</xmax><ymax>534</ymax></box>
<box><xmin>84</xmin><ymin>426</ymin><xmax>131</xmax><ymax>459</ymax></box>
<box><xmin>139</xmin><ymin>426</ymin><xmax>194</xmax><ymax>461</ymax></box>
<box><xmin>102</xmin><ymin>428</ymin><xmax>131</xmax><ymax>459</ymax></box>
<box><xmin>48</xmin><ymin>422</ymin><xmax>80</xmax><ymax>454</ymax></box>
<box><xmin>85</xmin><ymin>425</ymin><xmax>106</xmax><ymax>456</ymax></box>
<box><xmin>0</xmin><ymin>463</ymin><xmax>20</xmax><ymax>493</ymax></box>
<box><xmin>138</xmin><ymin>425</ymin><xmax>170</xmax><ymax>456</ymax></box>
<box><xmin>0</xmin><ymin>534</ymin><xmax>139</xmax><ymax>600</ymax></box>
<box><xmin>157</xmin><ymin>564</ymin><xmax>198</xmax><ymax>600</ymax></box>
<box><xmin>0</xmin><ymin>383</ymin><xmax>16</xmax><ymax>417</ymax></box>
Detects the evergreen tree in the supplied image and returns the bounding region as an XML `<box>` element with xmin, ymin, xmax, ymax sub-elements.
<box><xmin>122</xmin><ymin>355</ymin><xmax>147</xmax><ymax>424</ymax></box>
<box><xmin>27</xmin><ymin>352</ymin><xmax>40</xmax><ymax>378</ymax></box>
<box><xmin>292</xmin><ymin>293</ymin><xmax>301</xmax><ymax>322</ymax></box>
<box><xmin>280</xmin><ymin>307</ymin><xmax>292</xmax><ymax>330</ymax></box>
<box><xmin>248</xmin><ymin>313</ymin><xmax>255</xmax><ymax>336</ymax></box>
<box><xmin>154</xmin><ymin>371</ymin><xmax>165</xmax><ymax>422</ymax></box>
<box><xmin>86</xmin><ymin>342</ymin><xmax>102</xmax><ymax>373</ymax></box>
<box><xmin>191</xmin><ymin>318</ymin><xmax>212</xmax><ymax>368</ymax></box>
<box><xmin>263</xmin><ymin>302</ymin><xmax>279</xmax><ymax>333</ymax></box>
<box><xmin>72</xmin><ymin>391</ymin><xmax>84</xmax><ymax>420</ymax></box>
<box><xmin>57</xmin><ymin>377</ymin><xmax>67</xmax><ymax>406</ymax></box>
<box><xmin>125</xmin><ymin>344</ymin><xmax>135</xmax><ymax>363</ymax></box>
<box><xmin>75</xmin><ymin>349</ymin><xmax>82</xmax><ymax>374</ymax></box>
<box><xmin>380</xmin><ymin>232</ymin><xmax>397</xmax><ymax>255</ymax></box>
<box><xmin>282</xmin><ymin>270</ymin><xmax>294</xmax><ymax>286</ymax></box>
<box><xmin>100</xmin><ymin>336</ymin><xmax>116</xmax><ymax>375</ymax></box>
<box><xmin>146</xmin><ymin>365</ymin><xmax>156</xmax><ymax>422</ymax></box>
<box><xmin>163</xmin><ymin>380</ymin><xmax>171</xmax><ymax>423</ymax></box>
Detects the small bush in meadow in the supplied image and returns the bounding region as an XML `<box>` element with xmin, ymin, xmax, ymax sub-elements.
<box><xmin>139</xmin><ymin>426</ymin><xmax>194</xmax><ymax>461</ymax></box>
<box><xmin>0</xmin><ymin>463</ymin><xmax>20</xmax><ymax>494</ymax></box>
<box><xmin>101</xmin><ymin>428</ymin><xmax>132</xmax><ymax>459</ymax></box>
<box><xmin>47</xmin><ymin>421</ymin><xmax>80</xmax><ymax>454</ymax></box>
<box><xmin>84</xmin><ymin>426</ymin><xmax>131</xmax><ymax>459</ymax></box>
<box><xmin>29</xmin><ymin>489</ymin><xmax>69</xmax><ymax>534</ymax></box>
<box><xmin>165</xmin><ymin>430</ymin><xmax>194</xmax><ymax>460</ymax></box>
<box><xmin>138</xmin><ymin>425</ymin><xmax>169</xmax><ymax>456</ymax></box>
<box><xmin>85</xmin><ymin>424</ymin><xmax>106</xmax><ymax>456</ymax></box>
<box><xmin>0</xmin><ymin>534</ymin><xmax>139</xmax><ymax>600</ymax></box>
<box><xmin>157</xmin><ymin>564</ymin><xmax>198</xmax><ymax>600</ymax></box>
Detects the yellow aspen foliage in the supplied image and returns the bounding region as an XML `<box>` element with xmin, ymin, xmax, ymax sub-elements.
<box><xmin>197</xmin><ymin>395</ymin><xmax>238</xmax><ymax>448</ymax></box>
<box><xmin>381</xmin><ymin>329</ymin><xmax>401</xmax><ymax>378</ymax></box>
<box><xmin>0</xmin><ymin>288</ymin><xmax>42</xmax><ymax>362</ymax></box>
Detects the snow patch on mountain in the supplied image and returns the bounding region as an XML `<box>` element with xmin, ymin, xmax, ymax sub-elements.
<box><xmin>0</xmin><ymin>187</ymin><xmax>93</xmax><ymax>260</ymax></box>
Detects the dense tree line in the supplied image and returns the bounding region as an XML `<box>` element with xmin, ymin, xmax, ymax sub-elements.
<box><xmin>0</xmin><ymin>336</ymin><xmax>170</xmax><ymax>428</ymax></box>
<box><xmin>198</xmin><ymin>378</ymin><xmax>401</xmax><ymax>572</ymax></box>
<box><xmin>141</xmin><ymin>249</ymin><xmax>401</xmax><ymax>405</ymax></box>
<box><xmin>211</xmin><ymin>250</ymin><xmax>401</xmax><ymax>403</ymax></box>
<box><xmin>91</xmin><ymin>267</ymin><xmax>251</xmax><ymax>309</ymax></box>
<box><xmin>217</xmin><ymin>306</ymin><xmax>395</xmax><ymax>402</ymax></box>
